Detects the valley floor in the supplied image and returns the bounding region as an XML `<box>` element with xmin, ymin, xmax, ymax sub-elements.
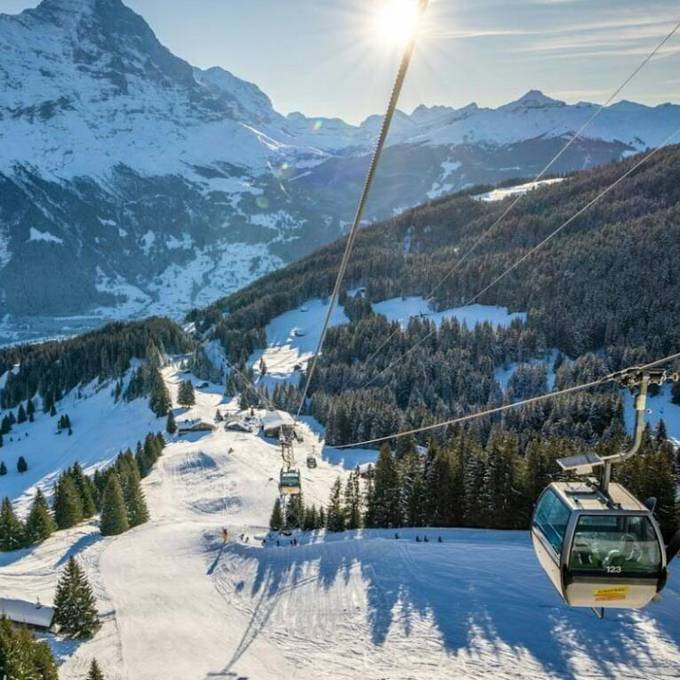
<box><xmin>2</xmin><ymin>366</ymin><xmax>680</xmax><ymax>679</ymax></box>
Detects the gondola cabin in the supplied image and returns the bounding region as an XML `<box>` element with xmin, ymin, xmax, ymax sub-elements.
<box><xmin>532</xmin><ymin>481</ymin><xmax>667</xmax><ymax>611</ymax></box>
<box><xmin>279</xmin><ymin>469</ymin><xmax>302</xmax><ymax>495</ymax></box>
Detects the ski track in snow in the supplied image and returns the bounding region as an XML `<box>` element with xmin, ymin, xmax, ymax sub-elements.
<box><xmin>0</xmin><ymin>365</ymin><xmax>679</xmax><ymax>678</ymax></box>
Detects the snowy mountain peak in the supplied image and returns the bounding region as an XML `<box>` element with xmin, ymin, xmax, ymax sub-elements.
<box><xmin>29</xmin><ymin>0</ymin><xmax>124</xmax><ymax>22</ymax></box>
<box><xmin>503</xmin><ymin>89</ymin><xmax>565</xmax><ymax>111</ymax></box>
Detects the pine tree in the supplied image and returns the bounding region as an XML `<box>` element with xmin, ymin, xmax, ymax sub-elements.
<box><xmin>148</xmin><ymin>367</ymin><xmax>171</xmax><ymax>417</ymax></box>
<box><xmin>326</xmin><ymin>477</ymin><xmax>346</xmax><ymax>532</ymax></box>
<box><xmin>70</xmin><ymin>463</ymin><xmax>97</xmax><ymax>518</ymax></box>
<box><xmin>0</xmin><ymin>497</ymin><xmax>25</xmax><ymax>551</ymax></box>
<box><xmin>53</xmin><ymin>557</ymin><xmax>100</xmax><ymax>638</ymax></box>
<box><xmin>655</xmin><ymin>420</ymin><xmax>668</xmax><ymax>444</ymax></box>
<box><xmin>238</xmin><ymin>392</ymin><xmax>249</xmax><ymax>411</ymax></box>
<box><xmin>344</xmin><ymin>469</ymin><xmax>362</xmax><ymax>530</ymax></box>
<box><xmin>0</xmin><ymin>618</ymin><xmax>59</xmax><ymax>679</ymax></box>
<box><xmin>17</xmin><ymin>456</ymin><xmax>28</xmax><ymax>473</ymax></box>
<box><xmin>302</xmin><ymin>504</ymin><xmax>318</xmax><ymax>531</ymax></box>
<box><xmin>285</xmin><ymin>494</ymin><xmax>304</xmax><ymax>529</ymax></box>
<box><xmin>177</xmin><ymin>380</ymin><xmax>196</xmax><ymax>407</ymax></box>
<box><xmin>141</xmin><ymin>433</ymin><xmax>163</xmax><ymax>474</ymax></box>
<box><xmin>363</xmin><ymin>466</ymin><xmax>376</xmax><ymax>528</ymax></box>
<box><xmin>0</xmin><ymin>461</ymin><xmax>6</xmax><ymax>475</ymax></box>
<box><xmin>400</xmin><ymin>449</ymin><xmax>426</xmax><ymax>527</ymax></box>
<box><xmin>123</xmin><ymin>466</ymin><xmax>149</xmax><ymax>528</ymax></box>
<box><xmin>25</xmin><ymin>489</ymin><xmax>56</xmax><ymax>544</ymax></box>
<box><xmin>100</xmin><ymin>474</ymin><xmax>129</xmax><ymax>536</ymax></box>
<box><xmin>481</xmin><ymin>431</ymin><xmax>520</xmax><ymax>529</ymax></box>
<box><xmin>53</xmin><ymin>475</ymin><xmax>84</xmax><ymax>530</ymax></box>
<box><xmin>317</xmin><ymin>506</ymin><xmax>326</xmax><ymax>529</ymax></box>
<box><xmin>17</xmin><ymin>403</ymin><xmax>27</xmax><ymax>424</ymax></box>
<box><xmin>87</xmin><ymin>659</ymin><xmax>106</xmax><ymax>680</ymax></box>
<box><xmin>371</xmin><ymin>445</ymin><xmax>401</xmax><ymax>528</ymax></box>
<box><xmin>26</xmin><ymin>397</ymin><xmax>36</xmax><ymax>419</ymax></box>
<box><xmin>166</xmin><ymin>410</ymin><xmax>177</xmax><ymax>435</ymax></box>
<box><xmin>269</xmin><ymin>498</ymin><xmax>283</xmax><ymax>531</ymax></box>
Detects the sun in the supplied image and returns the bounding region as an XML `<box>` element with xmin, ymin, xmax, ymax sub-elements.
<box><xmin>372</xmin><ymin>0</ymin><xmax>422</xmax><ymax>47</ymax></box>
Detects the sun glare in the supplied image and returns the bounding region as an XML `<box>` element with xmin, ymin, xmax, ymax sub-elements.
<box><xmin>372</xmin><ymin>0</ymin><xmax>422</xmax><ymax>47</ymax></box>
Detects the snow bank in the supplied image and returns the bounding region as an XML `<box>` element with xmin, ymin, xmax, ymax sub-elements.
<box><xmin>372</xmin><ymin>297</ymin><xmax>527</xmax><ymax>329</ymax></box>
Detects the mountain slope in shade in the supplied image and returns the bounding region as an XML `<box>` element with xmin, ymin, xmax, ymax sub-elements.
<box><xmin>1</xmin><ymin>0</ymin><xmax>680</xmax><ymax>341</ymax></box>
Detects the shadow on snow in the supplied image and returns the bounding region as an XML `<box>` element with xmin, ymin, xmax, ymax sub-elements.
<box><xmin>209</xmin><ymin>528</ymin><xmax>680</xmax><ymax>678</ymax></box>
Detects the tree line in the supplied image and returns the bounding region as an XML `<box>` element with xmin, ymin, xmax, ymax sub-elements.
<box><xmin>0</xmin><ymin>433</ymin><xmax>165</xmax><ymax>552</ymax></box>
<box><xmin>270</xmin><ymin>424</ymin><xmax>679</xmax><ymax>540</ymax></box>
<box><xmin>0</xmin><ymin>318</ymin><xmax>192</xmax><ymax>411</ymax></box>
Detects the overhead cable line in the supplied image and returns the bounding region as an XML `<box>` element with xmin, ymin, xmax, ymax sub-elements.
<box><xmin>424</xmin><ymin>17</ymin><xmax>680</xmax><ymax>302</ymax></box>
<box><xmin>332</xmin><ymin>351</ymin><xmax>680</xmax><ymax>449</ymax></box>
<box><xmin>356</xmin><ymin>122</ymin><xmax>680</xmax><ymax>391</ymax></box>
<box><xmin>295</xmin><ymin>0</ymin><xmax>430</xmax><ymax>417</ymax></box>
<box><xmin>345</xmin><ymin>19</ymin><xmax>680</xmax><ymax>389</ymax></box>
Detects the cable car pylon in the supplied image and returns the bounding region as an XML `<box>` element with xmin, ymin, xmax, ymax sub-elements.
<box><xmin>532</xmin><ymin>367</ymin><xmax>680</xmax><ymax>619</ymax></box>
<box><xmin>278</xmin><ymin>424</ymin><xmax>302</xmax><ymax>531</ymax></box>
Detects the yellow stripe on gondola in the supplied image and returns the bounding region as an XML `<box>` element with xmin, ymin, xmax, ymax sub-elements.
<box><xmin>593</xmin><ymin>586</ymin><xmax>630</xmax><ymax>602</ymax></box>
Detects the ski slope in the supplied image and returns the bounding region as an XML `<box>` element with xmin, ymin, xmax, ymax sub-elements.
<box><xmin>1</xmin><ymin>365</ymin><xmax>680</xmax><ymax>679</ymax></box>
<box><xmin>0</xmin><ymin>377</ymin><xmax>163</xmax><ymax>515</ymax></box>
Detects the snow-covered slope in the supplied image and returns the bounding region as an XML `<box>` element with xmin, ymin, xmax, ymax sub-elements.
<box><xmin>1</xmin><ymin>362</ymin><xmax>679</xmax><ymax>679</ymax></box>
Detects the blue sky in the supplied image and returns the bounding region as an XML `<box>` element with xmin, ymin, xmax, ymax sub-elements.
<box><xmin>4</xmin><ymin>0</ymin><xmax>680</xmax><ymax>123</ymax></box>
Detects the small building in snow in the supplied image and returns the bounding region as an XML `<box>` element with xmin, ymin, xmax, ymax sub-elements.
<box><xmin>0</xmin><ymin>598</ymin><xmax>55</xmax><ymax>630</ymax></box>
<box><xmin>178</xmin><ymin>421</ymin><xmax>216</xmax><ymax>435</ymax></box>
<box><xmin>261</xmin><ymin>410</ymin><xmax>295</xmax><ymax>438</ymax></box>
<box><xmin>225</xmin><ymin>420</ymin><xmax>251</xmax><ymax>433</ymax></box>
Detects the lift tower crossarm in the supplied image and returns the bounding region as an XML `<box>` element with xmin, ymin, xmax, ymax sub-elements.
<box><xmin>557</xmin><ymin>367</ymin><xmax>680</xmax><ymax>495</ymax></box>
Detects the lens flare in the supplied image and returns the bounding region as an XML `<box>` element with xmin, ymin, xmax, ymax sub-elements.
<box><xmin>372</xmin><ymin>0</ymin><xmax>421</xmax><ymax>47</ymax></box>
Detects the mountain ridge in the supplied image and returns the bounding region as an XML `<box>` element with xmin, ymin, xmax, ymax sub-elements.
<box><xmin>1</xmin><ymin>0</ymin><xmax>680</xmax><ymax>342</ymax></box>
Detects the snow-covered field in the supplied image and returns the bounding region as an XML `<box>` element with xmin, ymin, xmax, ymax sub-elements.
<box><xmin>474</xmin><ymin>178</ymin><xmax>565</xmax><ymax>202</ymax></box>
<box><xmin>372</xmin><ymin>297</ymin><xmax>526</xmax><ymax>329</ymax></box>
<box><xmin>1</xmin><ymin>365</ymin><xmax>680</xmax><ymax>679</ymax></box>
<box><xmin>251</xmin><ymin>298</ymin><xmax>350</xmax><ymax>389</ymax></box>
